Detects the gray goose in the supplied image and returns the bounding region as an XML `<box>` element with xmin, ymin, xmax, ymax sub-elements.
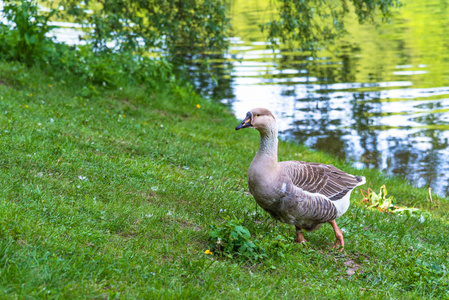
<box><xmin>235</xmin><ymin>108</ymin><xmax>365</xmax><ymax>248</ymax></box>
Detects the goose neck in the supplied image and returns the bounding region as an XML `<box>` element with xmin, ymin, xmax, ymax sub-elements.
<box><xmin>257</xmin><ymin>127</ymin><xmax>278</xmax><ymax>159</ymax></box>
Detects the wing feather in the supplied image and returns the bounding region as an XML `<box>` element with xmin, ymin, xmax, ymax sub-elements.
<box><xmin>280</xmin><ymin>161</ymin><xmax>364</xmax><ymax>201</ymax></box>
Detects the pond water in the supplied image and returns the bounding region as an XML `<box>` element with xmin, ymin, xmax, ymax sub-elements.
<box><xmin>208</xmin><ymin>0</ymin><xmax>449</xmax><ymax>196</ymax></box>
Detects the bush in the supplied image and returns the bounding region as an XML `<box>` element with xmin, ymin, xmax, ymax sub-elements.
<box><xmin>0</xmin><ymin>1</ymin><xmax>174</xmax><ymax>90</ymax></box>
<box><xmin>0</xmin><ymin>0</ymin><xmax>57</xmax><ymax>65</ymax></box>
<box><xmin>48</xmin><ymin>44</ymin><xmax>173</xmax><ymax>89</ymax></box>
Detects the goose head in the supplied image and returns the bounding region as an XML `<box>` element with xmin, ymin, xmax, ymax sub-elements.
<box><xmin>235</xmin><ymin>108</ymin><xmax>276</xmax><ymax>134</ymax></box>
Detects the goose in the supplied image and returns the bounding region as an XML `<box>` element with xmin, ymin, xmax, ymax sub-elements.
<box><xmin>235</xmin><ymin>108</ymin><xmax>365</xmax><ymax>248</ymax></box>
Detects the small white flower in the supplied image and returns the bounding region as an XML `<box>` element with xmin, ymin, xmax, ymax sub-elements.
<box><xmin>50</xmin><ymin>118</ymin><xmax>54</xmax><ymax>123</ymax></box>
<box><xmin>38</xmin><ymin>123</ymin><xmax>42</xmax><ymax>126</ymax></box>
<box><xmin>167</xmin><ymin>211</ymin><xmax>172</xmax><ymax>216</ymax></box>
<box><xmin>78</xmin><ymin>176</ymin><xmax>87</xmax><ymax>180</ymax></box>
<box><xmin>151</xmin><ymin>186</ymin><xmax>158</xmax><ymax>191</ymax></box>
<box><xmin>146</xmin><ymin>214</ymin><xmax>153</xmax><ymax>218</ymax></box>
<box><xmin>419</xmin><ymin>215</ymin><xmax>425</xmax><ymax>223</ymax></box>
<box><xmin>41</xmin><ymin>101</ymin><xmax>45</xmax><ymax>104</ymax></box>
<box><xmin>77</xmin><ymin>185</ymin><xmax>81</xmax><ymax>188</ymax></box>
<box><xmin>160</xmin><ymin>124</ymin><xmax>164</xmax><ymax>128</ymax></box>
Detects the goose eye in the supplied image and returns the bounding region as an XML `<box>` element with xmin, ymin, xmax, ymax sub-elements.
<box><xmin>256</xmin><ymin>114</ymin><xmax>260</xmax><ymax>117</ymax></box>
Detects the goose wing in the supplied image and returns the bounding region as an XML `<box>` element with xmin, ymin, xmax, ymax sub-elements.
<box><xmin>280</xmin><ymin>161</ymin><xmax>365</xmax><ymax>201</ymax></box>
<box><xmin>274</xmin><ymin>175</ymin><xmax>338</xmax><ymax>226</ymax></box>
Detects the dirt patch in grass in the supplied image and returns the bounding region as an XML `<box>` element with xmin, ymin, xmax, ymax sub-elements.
<box><xmin>342</xmin><ymin>259</ymin><xmax>362</xmax><ymax>276</ymax></box>
<box><xmin>118</xmin><ymin>231</ymin><xmax>139</xmax><ymax>240</ymax></box>
<box><xmin>180</xmin><ymin>220</ymin><xmax>203</xmax><ymax>232</ymax></box>
<box><xmin>331</xmin><ymin>252</ymin><xmax>370</xmax><ymax>278</ymax></box>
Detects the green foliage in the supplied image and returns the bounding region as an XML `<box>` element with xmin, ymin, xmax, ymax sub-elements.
<box><xmin>209</xmin><ymin>217</ymin><xmax>268</xmax><ymax>262</ymax></box>
<box><xmin>0</xmin><ymin>0</ymin><xmax>402</xmax><ymax>74</ymax></box>
<box><xmin>261</xmin><ymin>0</ymin><xmax>401</xmax><ymax>50</ymax></box>
<box><xmin>57</xmin><ymin>0</ymin><xmax>229</xmax><ymax>61</ymax></box>
<box><xmin>208</xmin><ymin>217</ymin><xmax>296</xmax><ymax>262</ymax></box>
<box><xmin>49</xmin><ymin>44</ymin><xmax>173</xmax><ymax>88</ymax></box>
<box><xmin>32</xmin><ymin>0</ymin><xmax>400</xmax><ymax>62</ymax></box>
<box><xmin>0</xmin><ymin>0</ymin><xmax>57</xmax><ymax>65</ymax></box>
<box><xmin>361</xmin><ymin>185</ymin><xmax>431</xmax><ymax>219</ymax></box>
<box><xmin>0</xmin><ymin>1</ymin><xmax>173</xmax><ymax>89</ymax></box>
<box><xmin>352</xmin><ymin>0</ymin><xmax>401</xmax><ymax>22</ymax></box>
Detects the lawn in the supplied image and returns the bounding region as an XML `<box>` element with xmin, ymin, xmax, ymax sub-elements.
<box><xmin>0</xmin><ymin>60</ymin><xmax>448</xmax><ymax>299</ymax></box>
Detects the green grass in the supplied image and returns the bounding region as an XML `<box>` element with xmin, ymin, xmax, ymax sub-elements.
<box><xmin>1</xmin><ymin>60</ymin><xmax>449</xmax><ymax>299</ymax></box>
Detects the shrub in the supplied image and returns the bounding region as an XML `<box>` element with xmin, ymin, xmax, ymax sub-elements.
<box><xmin>0</xmin><ymin>1</ymin><xmax>174</xmax><ymax>89</ymax></box>
<box><xmin>50</xmin><ymin>45</ymin><xmax>173</xmax><ymax>88</ymax></box>
<box><xmin>0</xmin><ymin>0</ymin><xmax>57</xmax><ymax>65</ymax></box>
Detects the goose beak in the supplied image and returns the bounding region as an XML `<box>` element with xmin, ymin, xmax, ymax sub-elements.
<box><xmin>235</xmin><ymin>112</ymin><xmax>253</xmax><ymax>130</ymax></box>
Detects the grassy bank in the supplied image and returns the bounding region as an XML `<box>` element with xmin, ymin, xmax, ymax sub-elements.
<box><xmin>1</xmin><ymin>60</ymin><xmax>449</xmax><ymax>298</ymax></box>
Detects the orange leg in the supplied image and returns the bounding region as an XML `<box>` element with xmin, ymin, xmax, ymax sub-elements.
<box><xmin>295</xmin><ymin>226</ymin><xmax>307</xmax><ymax>243</ymax></box>
<box><xmin>329</xmin><ymin>220</ymin><xmax>344</xmax><ymax>250</ymax></box>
